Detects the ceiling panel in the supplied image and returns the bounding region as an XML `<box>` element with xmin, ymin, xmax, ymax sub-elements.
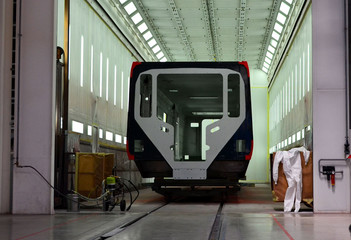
<box><xmin>102</xmin><ymin>0</ymin><xmax>302</xmax><ymax>71</ymax></box>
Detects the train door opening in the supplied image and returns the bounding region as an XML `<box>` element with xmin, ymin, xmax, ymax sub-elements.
<box><xmin>156</xmin><ymin>73</ymin><xmax>223</xmax><ymax>162</ymax></box>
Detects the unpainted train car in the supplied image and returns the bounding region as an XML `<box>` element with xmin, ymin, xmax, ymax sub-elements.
<box><xmin>127</xmin><ymin>62</ymin><xmax>253</xmax><ymax>194</ymax></box>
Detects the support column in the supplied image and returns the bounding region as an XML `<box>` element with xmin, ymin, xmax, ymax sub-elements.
<box><xmin>312</xmin><ymin>0</ymin><xmax>351</xmax><ymax>212</ymax></box>
<box><xmin>0</xmin><ymin>0</ymin><xmax>13</xmax><ymax>213</ymax></box>
<box><xmin>13</xmin><ymin>0</ymin><xmax>57</xmax><ymax>214</ymax></box>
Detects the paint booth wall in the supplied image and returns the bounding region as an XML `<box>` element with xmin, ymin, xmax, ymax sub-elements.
<box><xmin>244</xmin><ymin>69</ymin><xmax>269</xmax><ymax>182</ymax></box>
<box><xmin>269</xmin><ymin>7</ymin><xmax>312</xmax><ymax>153</ymax></box>
<box><xmin>57</xmin><ymin>0</ymin><xmax>141</xmax><ymax>184</ymax></box>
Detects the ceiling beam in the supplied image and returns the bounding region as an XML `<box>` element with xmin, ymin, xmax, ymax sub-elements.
<box><xmin>257</xmin><ymin>0</ymin><xmax>280</xmax><ymax>69</ymax></box>
<box><xmin>168</xmin><ymin>0</ymin><xmax>196</xmax><ymax>61</ymax></box>
<box><xmin>237</xmin><ymin>0</ymin><xmax>247</xmax><ymax>61</ymax></box>
<box><xmin>135</xmin><ymin>0</ymin><xmax>174</xmax><ymax>61</ymax></box>
<box><xmin>201</xmin><ymin>0</ymin><xmax>220</xmax><ymax>61</ymax></box>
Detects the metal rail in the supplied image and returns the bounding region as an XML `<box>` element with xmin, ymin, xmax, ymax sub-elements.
<box><xmin>96</xmin><ymin>203</ymin><xmax>169</xmax><ymax>239</ymax></box>
<box><xmin>208</xmin><ymin>202</ymin><xmax>224</xmax><ymax>240</ymax></box>
<box><xmin>95</xmin><ymin>198</ymin><xmax>227</xmax><ymax>239</ymax></box>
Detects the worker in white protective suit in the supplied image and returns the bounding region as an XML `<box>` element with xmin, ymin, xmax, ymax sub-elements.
<box><xmin>273</xmin><ymin>146</ymin><xmax>310</xmax><ymax>212</ymax></box>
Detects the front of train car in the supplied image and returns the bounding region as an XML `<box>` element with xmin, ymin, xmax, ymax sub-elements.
<box><xmin>127</xmin><ymin>62</ymin><xmax>253</xmax><ymax>193</ymax></box>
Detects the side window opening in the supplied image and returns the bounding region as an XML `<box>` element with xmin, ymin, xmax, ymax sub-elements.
<box><xmin>228</xmin><ymin>74</ymin><xmax>240</xmax><ymax>117</ymax></box>
<box><xmin>140</xmin><ymin>74</ymin><xmax>152</xmax><ymax>117</ymax></box>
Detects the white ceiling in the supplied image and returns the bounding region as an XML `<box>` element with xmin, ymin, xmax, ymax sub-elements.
<box><xmin>95</xmin><ymin>0</ymin><xmax>304</xmax><ymax>72</ymax></box>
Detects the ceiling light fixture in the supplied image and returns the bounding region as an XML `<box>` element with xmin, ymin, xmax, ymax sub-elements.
<box><xmin>137</xmin><ymin>22</ymin><xmax>148</xmax><ymax>33</ymax></box>
<box><xmin>143</xmin><ymin>31</ymin><xmax>152</xmax><ymax>41</ymax></box>
<box><xmin>277</xmin><ymin>13</ymin><xmax>287</xmax><ymax>25</ymax></box>
<box><xmin>152</xmin><ymin>45</ymin><xmax>160</xmax><ymax>53</ymax></box>
<box><xmin>262</xmin><ymin>66</ymin><xmax>268</xmax><ymax>73</ymax></box>
<box><xmin>274</xmin><ymin>22</ymin><xmax>283</xmax><ymax>33</ymax></box>
<box><xmin>268</xmin><ymin>45</ymin><xmax>275</xmax><ymax>54</ymax></box>
<box><xmin>271</xmin><ymin>39</ymin><xmax>278</xmax><ymax>47</ymax></box>
<box><xmin>160</xmin><ymin>57</ymin><xmax>167</xmax><ymax>62</ymax></box>
<box><xmin>156</xmin><ymin>52</ymin><xmax>164</xmax><ymax>59</ymax></box>
<box><xmin>189</xmin><ymin>96</ymin><xmax>218</xmax><ymax>100</ymax></box>
<box><xmin>192</xmin><ymin>112</ymin><xmax>223</xmax><ymax>116</ymax></box>
<box><xmin>131</xmin><ymin>13</ymin><xmax>143</xmax><ymax>25</ymax></box>
<box><xmin>265</xmin><ymin>57</ymin><xmax>271</xmax><ymax>64</ymax></box>
<box><xmin>124</xmin><ymin>2</ymin><xmax>137</xmax><ymax>15</ymax></box>
<box><xmin>148</xmin><ymin>39</ymin><xmax>156</xmax><ymax>47</ymax></box>
<box><xmin>272</xmin><ymin>31</ymin><xmax>280</xmax><ymax>41</ymax></box>
<box><xmin>279</xmin><ymin>2</ymin><xmax>290</xmax><ymax>15</ymax></box>
<box><xmin>266</xmin><ymin>51</ymin><xmax>273</xmax><ymax>59</ymax></box>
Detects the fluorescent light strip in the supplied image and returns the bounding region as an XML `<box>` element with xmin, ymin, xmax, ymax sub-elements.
<box><xmin>299</xmin><ymin>57</ymin><xmax>302</xmax><ymax>100</ymax></box>
<box><xmin>263</xmin><ymin>62</ymin><xmax>270</xmax><ymax>69</ymax></box>
<box><xmin>100</xmin><ymin>52</ymin><xmax>103</xmax><ymax>97</ymax></box>
<box><xmin>148</xmin><ymin>39</ymin><xmax>156</xmax><ymax>47</ymax></box>
<box><xmin>131</xmin><ymin>13</ymin><xmax>143</xmax><ymax>24</ymax></box>
<box><xmin>280</xmin><ymin>2</ymin><xmax>290</xmax><ymax>15</ymax></box>
<box><xmin>307</xmin><ymin>44</ymin><xmax>310</xmax><ymax>92</ymax></box>
<box><xmin>189</xmin><ymin>96</ymin><xmax>218</xmax><ymax>100</ymax></box>
<box><xmin>160</xmin><ymin>57</ymin><xmax>167</xmax><ymax>62</ymax></box>
<box><xmin>156</xmin><ymin>52</ymin><xmax>164</xmax><ymax>59</ymax></box>
<box><xmin>72</xmin><ymin>120</ymin><xmax>84</xmax><ymax>134</ymax></box>
<box><xmin>80</xmin><ymin>35</ymin><xmax>84</xmax><ymax>87</ymax></box>
<box><xmin>152</xmin><ymin>45</ymin><xmax>160</xmax><ymax>53</ymax></box>
<box><xmin>114</xmin><ymin>65</ymin><xmax>117</xmax><ymax>106</ymax></box>
<box><xmin>124</xmin><ymin>2</ymin><xmax>137</xmax><ymax>15</ymax></box>
<box><xmin>265</xmin><ymin>57</ymin><xmax>271</xmax><ymax>64</ymax></box>
<box><xmin>277</xmin><ymin>13</ymin><xmax>287</xmax><ymax>25</ymax></box>
<box><xmin>272</xmin><ymin>31</ymin><xmax>280</xmax><ymax>41</ymax></box>
<box><xmin>68</xmin><ymin>26</ymin><xmax>71</xmax><ymax>80</ymax></box>
<box><xmin>90</xmin><ymin>45</ymin><xmax>94</xmax><ymax>93</ymax></box>
<box><xmin>274</xmin><ymin>22</ymin><xmax>283</xmax><ymax>33</ymax></box>
<box><xmin>143</xmin><ymin>31</ymin><xmax>152</xmax><ymax>41</ymax></box>
<box><xmin>271</xmin><ymin>39</ymin><xmax>277</xmax><ymax>47</ymax></box>
<box><xmin>266</xmin><ymin>51</ymin><xmax>273</xmax><ymax>59</ymax></box>
<box><xmin>121</xmin><ymin>71</ymin><xmax>124</xmax><ymax>109</ymax></box>
<box><xmin>262</xmin><ymin>66</ymin><xmax>268</xmax><ymax>73</ymax></box>
<box><xmin>106</xmin><ymin>131</ymin><xmax>113</xmax><ymax>141</ymax></box>
<box><xmin>268</xmin><ymin>45</ymin><xmax>275</xmax><ymax>54</ymax></box>
<box><xmin>138</xmin><ymin>23</ymin><xmax>148</xmax><ymax>33</ymax></box>
<box><xmin>192</xmin><ymin>112</ymin><xmax>223</xmax><ymax>116</ymax></box>
<box><xmin>115</xmin><ymin>134</ymin><xmax>122</xmax><ymax>143</ymax></box>
<box><xmin>303</xmin><ymin>51</ymin><xmax>305</xmax><ymax>96</ymax></box>
<box><xmin>106</xmin><ymin>58</ymin><xmax>109</xmax><ymax>101</ymax></box>
<box><xmin>127</xmin><ymin>77</ymin><xmax>130</xmax><ymax>110</ymax></box>
<box><xmin>87</xmin><ymin>125</ymin><xmax>92</xmax><ymax>136</ymax></box>
<box><xmin>295</xmin><ymin>64</ymin><xmax>297</xmax><ymax>105</ymax></box>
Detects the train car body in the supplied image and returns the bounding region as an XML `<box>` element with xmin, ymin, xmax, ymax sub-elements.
<box><xmin>127</xmin><ymin>62</ymin><xmax>253</xmax><ymax>193</ymax></box>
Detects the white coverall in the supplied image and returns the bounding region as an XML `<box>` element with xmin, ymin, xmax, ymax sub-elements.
<box><xmin>273</xmin><ymin>147</ymin><xmax>310</xmax><ymax>212</ymax></box>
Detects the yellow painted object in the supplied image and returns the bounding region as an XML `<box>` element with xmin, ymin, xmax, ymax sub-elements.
<box><xmin>75</xmin><ymin>153</ymin><xmax>114</xmax><ymax>198</ymax></box>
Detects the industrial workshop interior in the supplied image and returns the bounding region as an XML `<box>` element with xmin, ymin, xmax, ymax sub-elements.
<box><xmin>1</xmin><ymin>0</ymin><xmax>351</xmax><ymax>239</ymax></box>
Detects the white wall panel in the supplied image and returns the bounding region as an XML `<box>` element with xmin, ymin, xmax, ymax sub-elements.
<box><xmin>269</xmin><ymin>8</ymin><xmax>312</xmax><ymax>152</ymax></box>
<box><xmin>0</xmin><ymin>0</ymin><xmax>13</xmax><ymax>213</ymax></box>
<box><xmin>69</xmin><ymin>0</ymin><xmax>136</xmax><ymax>144</ymax></box>
<box><xmin>13</xmin><ymin>0</ymin><xmax>56</xmax><ymax>214</ymax></box>
<box><xmin>312</xmin><ymin>0</ymin><xmax>350</xmax><ymax>213</ymax></box>
<box><xmin>245</xmin><ymin>69</ymin><xmax>268</xmax><ymax>182</ymax></box>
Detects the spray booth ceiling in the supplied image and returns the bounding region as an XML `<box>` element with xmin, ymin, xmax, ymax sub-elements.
<box><xmin>92</xmin><ymin>0</ymin><xmax>306</xmax><ymax>75</ymax></box>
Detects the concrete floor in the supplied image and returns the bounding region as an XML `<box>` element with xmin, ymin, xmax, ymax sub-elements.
<box><xmin>0</xmin><ymin>184</ymin><xmax>350</xmax><ymax>240</ymax></box>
